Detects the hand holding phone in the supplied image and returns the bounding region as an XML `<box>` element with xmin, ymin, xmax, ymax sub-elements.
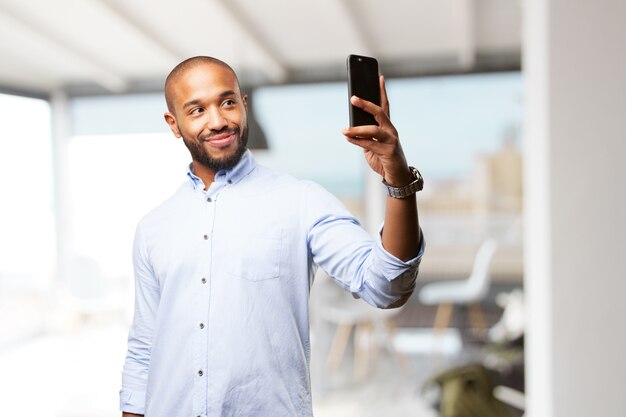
<box><xmin>347</xmin><ymin>54</ymin><xmax>380</xmax><ymax>127</ymax></box>
<box><xmin>343</xmin><ymin>54</ymin><xmax>411</xmax><ymax>186</ymax></box>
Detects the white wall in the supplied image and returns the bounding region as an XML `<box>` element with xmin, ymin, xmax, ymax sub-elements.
<box><xmin>524</xmin><ymin>1</ymin><xmax>626</xmax><ymax>416</ymax></box>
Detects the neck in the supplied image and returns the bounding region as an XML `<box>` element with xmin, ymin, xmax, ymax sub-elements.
<box><xmin>191</xmin><ymin>160</ymin><xmax>217</xmax><ymax>191</ymax></box>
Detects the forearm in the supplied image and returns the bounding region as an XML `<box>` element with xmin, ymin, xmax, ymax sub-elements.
<box><xmin>123</xmin><ymin>413</ymin><xmax>143</xmax><ymax>417</ymax></box>
<box><xmin>381</xmin><ymin>170</ymin><xmax>421</xmax><ymax>261</ymax></box>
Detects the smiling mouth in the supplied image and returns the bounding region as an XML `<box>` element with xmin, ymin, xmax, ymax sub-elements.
<box><xmin>204</xmin><ymin>131</ymin><xmax>237</xmax><ymax>148</ymax></box>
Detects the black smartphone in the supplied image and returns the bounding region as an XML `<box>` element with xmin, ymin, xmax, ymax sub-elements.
<box><xmin>347</xmin><ymin>54</ymin><xmax>380</xmax><ymax>127</ymax></box>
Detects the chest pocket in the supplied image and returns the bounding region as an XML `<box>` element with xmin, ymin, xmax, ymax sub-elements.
<box><xmin>226</xmin><ymin>230</ymin><xmax>282</xmax><ymax>281</ymax></box>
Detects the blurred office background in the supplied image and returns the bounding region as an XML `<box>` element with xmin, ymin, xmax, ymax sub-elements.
<box><xmin>0</xmin><ymin>1</ymin><xmax>624</xmax><ymax>416</ymax></box>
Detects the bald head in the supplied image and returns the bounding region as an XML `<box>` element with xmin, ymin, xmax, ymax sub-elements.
<box><xmin>165</xmin><ymin>56</ymin><xmax>241</xmax><ymax>113</ymax></box>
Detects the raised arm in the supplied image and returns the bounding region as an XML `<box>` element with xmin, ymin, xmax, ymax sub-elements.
<box><xmin>342</xmin><ymin>75</ymin><xmax>421</xmax><ymax>262</ymax></box>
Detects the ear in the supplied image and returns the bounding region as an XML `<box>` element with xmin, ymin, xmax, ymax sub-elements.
<box><xmin>164</xmin><ymin>112</ymin><xmax>181</xmax><ymax>138</ymax></box>
<box><xmin>242</xmin><ymin>94</ymin><xmax>248</xmax><ymax>111</ymax></box>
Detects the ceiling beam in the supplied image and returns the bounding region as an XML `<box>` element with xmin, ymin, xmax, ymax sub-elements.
<box><xmin>212</xmin><ymin>0</ymin><xmax>287</xmax><ymax>82</ymax></box>
<box><xmin>95</xmin><ymin>0</ymin><xmax>184</xmax><ymax>63</ymax></box>
<box><xmin>285</xmin><ymin>52</ymin><xmax>520</xmax><ymax>85</ymax></box>
<box><xmin>458</xmin><ymin>0</ymin><xmax>476</xmax><ymax>69</ymax></box>
<box><xmin>0</xmin><ymin>83</ymin><xmax>49</xmax><ymax>100</ymax></box>
<box><xmin>0</xmin><ymin>3</ymin><xmax>128</xmax><ymax>92</ymax></box>
<box><xmin>0</xmin><ymin>37</ymin><xmax>56</xmax><ymax>94</ymax></box>
<box><xmin>336</xmin><ymin>0</ymin><xmax>376</xmax><ymax>56</ymax></box>
<box><xmin>58</xmin><ymin>51</ymin><xmax>521</xmax><ymax>97</ymax></box>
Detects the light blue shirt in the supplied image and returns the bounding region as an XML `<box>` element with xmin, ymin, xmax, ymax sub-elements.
<box><xmin>120</xmin><ymin>150</ymin><xmax>424</xmax><ymax>417</ymax></box>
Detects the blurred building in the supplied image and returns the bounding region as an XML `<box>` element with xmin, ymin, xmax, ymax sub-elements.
<box><xmin>417</xmin><ymin>127</ymin><xmax>524</xmax><ymax>281</ymax></box>
<box><xmin>473</xmin><ymin>128</ymin><xmax>523</xmax><ymax>213</ymax></box>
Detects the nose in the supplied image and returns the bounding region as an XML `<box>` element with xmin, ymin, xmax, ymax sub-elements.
<box><xmin>205</xmin><ymin>106</ymin><xmax>228</xmax><ymax>132</ymax></box>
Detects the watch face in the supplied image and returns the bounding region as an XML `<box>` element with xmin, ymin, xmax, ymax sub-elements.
<box><xmin>410</xmin><ymin>167</ymin><xmax>424</xmax><ymax>191</ymax></box>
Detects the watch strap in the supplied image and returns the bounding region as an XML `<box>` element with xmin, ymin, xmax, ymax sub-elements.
<box><xmin>382</xmin><ymin>166</ymin><xmax>424</xmax><ymax>198</ymax></box>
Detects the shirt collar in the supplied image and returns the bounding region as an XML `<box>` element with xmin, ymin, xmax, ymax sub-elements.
<box><xmin>186</xmin><ymin>149</ymin><xmax>256</xmax><ymax>190</ymax></box>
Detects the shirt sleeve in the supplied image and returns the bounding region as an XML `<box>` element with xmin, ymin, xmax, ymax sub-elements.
<box><xmin>303</xmin><ymin>181</ymin><xmax>424</xmax><ymax>308</ymax></box>
<box><xmin>119</xmin><ymin>223</ymin><xmax>160</xmax><ymax>414</ymax></box>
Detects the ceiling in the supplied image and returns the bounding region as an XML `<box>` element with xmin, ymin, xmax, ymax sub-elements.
<box><xmin>0</xmin><ymin>0</ymin><xmax>521</xmax><ymax>97</ymax></box>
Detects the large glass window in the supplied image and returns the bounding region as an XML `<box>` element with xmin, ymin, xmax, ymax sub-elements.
<box><xmin>66</xmin><ymin>132</ymin><xmax>190</xmax><ymax>278</ymax></box>
<box><xmin>254</xmin><ymin>72</ymin><xmax>523</xmax><ymax>263</ymax></box>
<box><xmin>0</xmin><ymin>73</ymin><xmax>524</xmax><ymax>415</ymax></box>
<box><xmin>0</xmin><ymin>93</ymin><xmax>54</xmax><ymax>289</ymax></box>
<box><xmin>0</xmin><ymin>93</ymin><xmax>53</xmax><ymax>355</ymax></box>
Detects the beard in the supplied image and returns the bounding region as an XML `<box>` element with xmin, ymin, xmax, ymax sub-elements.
<box><xmin>183</xmin><ymin>124</ymin><xmax>249</xmax><ymax>172</ymax></box>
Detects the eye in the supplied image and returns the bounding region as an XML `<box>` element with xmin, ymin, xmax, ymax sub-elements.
<box><xmin>223</xmin><ymin>99</ymin><xmax>236</xmax><ymax>107</ymax></box>
<box><xmin>190</xmin><ymin>107</ymin><xmax>204</xmax><ymax>115</ymax></box>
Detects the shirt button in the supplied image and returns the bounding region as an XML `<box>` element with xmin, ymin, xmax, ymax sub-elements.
<box><xmin>199</xmin><ymin>323</ymin><xmax>205</xmax><ymax>329</ymax></box>
<box><xmin>207</xmin><ymin>197</ymin><xmax>212</xmax><ymax>202</ymax></box>
<box><xmin>227</xmin><ymin>179</ymin><xmax>233</xmax><ymax>184</ymax></box>
<box><xmin>198</xmin><ymin>370</ymin><xmax>203</xmax><ymax>376</ymax></box>
<box><xmin>203</xmin><ymin>234</ymin><xmax>208</xmax><ymax>240</ymax></box>
<box><xmin>201</xmin><ymin>277</ymin><xmax>207</xmax><ymax>284</ymax></box>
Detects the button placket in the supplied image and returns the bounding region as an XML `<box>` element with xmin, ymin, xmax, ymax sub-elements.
<box><xmin>197</xmin><ymin>190</ymin><xmax>214</xmax><ymax>414</ymax></box>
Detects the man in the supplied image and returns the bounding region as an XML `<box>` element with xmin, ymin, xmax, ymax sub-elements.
<box><xmin>120</xmin><ymin>56</ymin><xmax>424</xmax><ymax>417</ymax></box>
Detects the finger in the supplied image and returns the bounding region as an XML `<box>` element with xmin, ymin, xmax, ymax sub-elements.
<box><xmin>342</xmin><ymin>125</ymin><xmax>395</xmax><ymax>142</ymax></box>
<box><xmin>345</xmin><ymin>135</ymin><xmax>389</xmax><ymax>153</ymax></box>
<box><xmin>350</xmin><ymin>95</ymin><xmax>388</xmax><ymax>124</ymax></box>
<box><xmin>380</xmin><ymin>75</ymin><xmax>390</xmax><ymax>116</ymax></box>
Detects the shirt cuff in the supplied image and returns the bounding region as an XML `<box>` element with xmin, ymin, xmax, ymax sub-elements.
<box><xmin>347</xmin><ymin>224</ymin><xmax>424</xmax><ymax>307</ymax></box>
<box><xmin>120</xmin><ymin>389</ymin><xmax>146</xmax><ymax>415</ymax></box>
<box><xmin>374</xmin><ymin>224</ymin><xmax>425</xmax><ymax>278</ymax></box>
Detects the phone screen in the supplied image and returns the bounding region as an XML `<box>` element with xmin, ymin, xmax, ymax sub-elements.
<box><xmin>347</xmin><ymin>54</ymin><xmax>380</xmax><ymax>127</ymax></box>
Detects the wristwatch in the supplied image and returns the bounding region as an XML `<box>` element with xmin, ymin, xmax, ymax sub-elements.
<box><xmin>382</xmin><ymin>166</ymin><xmax>424</xmax><ymax>198</ymax></box>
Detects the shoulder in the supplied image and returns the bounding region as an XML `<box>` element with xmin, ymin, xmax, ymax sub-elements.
<box><xmin>240</xmin><ymin>162</ymin><xmax>310</xmax><ymax>194</ymax></box>
<box><xmin>247</xmin><ymin>163</ymin><xmax>340</xmax><ymax>201</ymax></box>
<box><xmin>136</xmin><ymin>181</ymin><xmax>192</xmax><ymax>231</ymax></box>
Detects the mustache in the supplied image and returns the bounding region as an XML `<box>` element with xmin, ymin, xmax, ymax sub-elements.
<box><xmin>200</xmin><ymin>127</ymin><xmax>239</xmax><ymax>141</ymax></box>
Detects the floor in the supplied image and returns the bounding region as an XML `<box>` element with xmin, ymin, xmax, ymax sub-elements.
<box><xmin>311</xmin><ymin>327</ymin><xmax>465</xmax><ymax>417</ymax></box>
<box><xmin>0</xmin><ymin>322</ymin><xmax>472</xmax><ymax>416</ymax></box>
<box><xmin>0</xmin><ymin>290</ymin><xmax>514</xmax><ymax>417</ymax></box>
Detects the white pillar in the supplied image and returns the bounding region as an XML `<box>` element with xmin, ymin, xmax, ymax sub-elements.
<box><xmin>524</xmin><ymin>1</ymin><xmax>626</xmax><ymax>416</ymax></box>
<box><xmin>50</xmin><ymin>90</ymin><xmax>73</xmax><ymax>280</ymax></box>
<box><xmin>364</xmin><ymin>168</ymin><xmax>385</xmax><ymax>236</ymax></box>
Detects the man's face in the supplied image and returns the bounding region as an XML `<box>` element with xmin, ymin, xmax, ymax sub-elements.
<box><xmin>165</xmin><ymin>63</ymin><xmax>248</xmax><ymax>172</ymax></box>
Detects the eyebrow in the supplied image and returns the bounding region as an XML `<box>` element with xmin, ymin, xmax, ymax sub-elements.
<box><xmin>182</xmin><ymin>90</ymin><xmax>238</xmax><ymax>110</ymax></box>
